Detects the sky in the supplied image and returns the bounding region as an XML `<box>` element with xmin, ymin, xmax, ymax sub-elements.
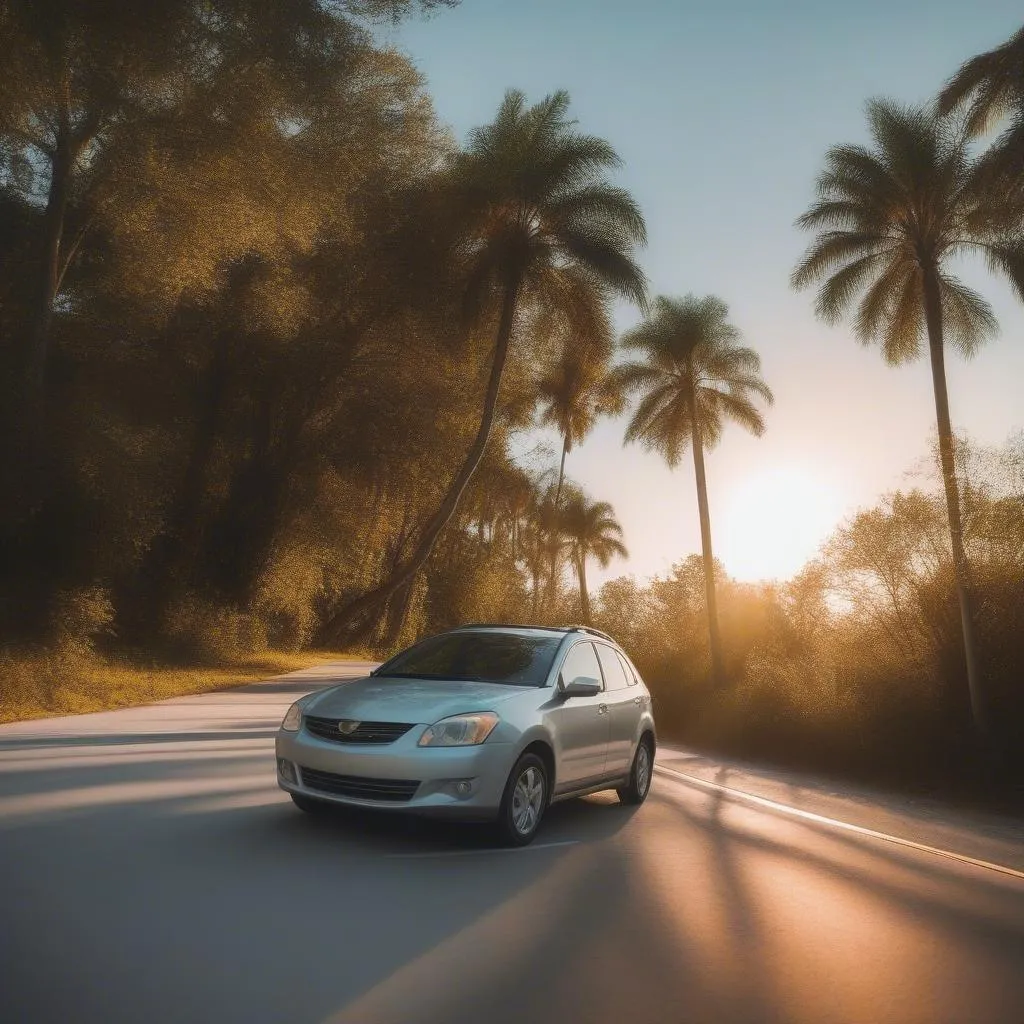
<box><xmin>382</xmin><ymin>0</ymin><xmax>1024</xmax><ymax>588</ymax></box>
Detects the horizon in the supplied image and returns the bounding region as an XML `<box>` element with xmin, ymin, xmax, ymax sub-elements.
<box><xmin>385</xmin><ymin>0</ymin><xmax>1024</xmax><ymax>589</ymax></box>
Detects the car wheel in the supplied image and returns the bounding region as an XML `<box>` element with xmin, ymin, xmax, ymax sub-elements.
<box><xmin>617</xmin><ymin>736</ymin><xmax>654</xmax><ymax>805</ymax></box>
<box><xmin>496</xmin><ymin>753</ymin><xmax>548</xmax><ymax>847</ymax></box>
<box><xmin>291</xmin><ymin>793</ymin><xmax>331</xmax><ymax>815</ymax></box>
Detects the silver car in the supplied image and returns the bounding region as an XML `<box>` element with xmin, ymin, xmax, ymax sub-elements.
<box><xmin>275</xmin><ymin>624</ymin><xmax>656</xmax><ymax>845</ymax></box>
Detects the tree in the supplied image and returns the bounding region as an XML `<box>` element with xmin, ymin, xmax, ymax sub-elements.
<box><xmin>0</xmin><ymin>0</ymin><xmax>455</xmax><ymax>416</ymax></box>
<box><xmin>791</xmin><ymin>98</ymin><xmax>1024</xmax><ymax>738</ymax></box>
<box><xmin>535</xmin><ymin>319</ymin><xmax>623</xmax><ymax>608</ymax></box>
<box><xmin>319</xmin><ymin>88</ymin><xmax>647</xmax><ymax>643</ymax></box>
<box><xmin>615</xmin><ymin>294</ymin><xmax>773</xmax><ymax>686</ymax></box>
<box><xmin>558</xmin><ymin>491</ymin><xmax>627</xmax><ymax>624</ymax></box>
<box><xmin>938</xmin><ymin>23</ymin><xmax>1024</xmax><ymax>203</ymax></box>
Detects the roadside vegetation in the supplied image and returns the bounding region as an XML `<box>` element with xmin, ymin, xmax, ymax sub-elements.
<box><xmin>1</xmin><ymin>647</ymin><xmax>365</xmax><ymax>724</ymax></box>
<box><xmin>1</xmin><ymin>5</ymin><xmax>1022</xmax><ymax>800</ymax></box>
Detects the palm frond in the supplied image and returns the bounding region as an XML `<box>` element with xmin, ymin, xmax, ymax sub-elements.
<box><xmin>556</xmin><ymin>225</ymin><xmax>647</xmax><ymax>307</ymax></box>
<box><xmin>548</xmin><ymin>183</ymin><xmax>647</xmax><ymax>243</ymax></box>
<box><xmin>623</xmin><ymin>384</ymin><xmax>690</xmax><ymax>467</ymax></box>
<box><xmin>705</xmin><ymin>390</ymin><xmax>767</xmax><ymax>438</ymax></box>
<box><xmin>939</xmin><ymin>272</ymin><xmax>999</xmax><ymax>357</ymax></box>
<box><xmin>938</xmin><ymin>24</ymin><xmax>1024</xmax><ymax>137</ymax></box>
<box><xmin>983</xmin><ymin>236</ymin><xmax>1024</xmax><ymax>303</ymax></box>
<box><xmin>800</xmin><ymin>250</ymin><xmax>887</xmax><ymax>322</ymax></box>
<box><xmin>852</xmin><ymin>259</ymin><xmax>914</xmax><ymax>344</ymax></box>
<box><xmin>878</xmin><ymin>264</ymin><xmax>924</xmax><ymax>364</ymax></box>
<box><xmin>610</xmin><ymin>361</ymin><xmax>666</xmax><ymax>395</ymax></box>
<box><xmin>791</xmin><ymin>232</ymin><xmax>889</xmax><ymax>293</ymax></box>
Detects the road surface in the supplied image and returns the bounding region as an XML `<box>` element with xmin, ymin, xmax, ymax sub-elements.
<box><xmin>2</xmin><ymin>661</ymin><xmax>1023</xmax><ymax>1024</ymax></box>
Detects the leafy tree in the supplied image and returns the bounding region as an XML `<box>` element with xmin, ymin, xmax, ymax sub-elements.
<box><xmin>615</xmin><ymin>295</ymin><xmax>772</xmax><ymax>685</ymax></box>
<box><xmin>0</xmin><ymin>0</ymin><xmax>392</xmax><ymax>407</ymax></box>
<box><xmin>791</xmin><ymin>99</ymin><xmax>1024</xmax><ymax>737</ymax></box>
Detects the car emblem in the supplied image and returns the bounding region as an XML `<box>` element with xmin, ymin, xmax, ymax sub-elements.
<box><xmin>337</xmin><ymin>720</ymin><xmax>360</xmax><ymax>735</ymax></box>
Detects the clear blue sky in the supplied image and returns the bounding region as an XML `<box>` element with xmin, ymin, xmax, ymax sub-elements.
<box><xmin>384</xmin><ymin>1</ymin><xmax>1024</xmax><ymax>586</ymax></box>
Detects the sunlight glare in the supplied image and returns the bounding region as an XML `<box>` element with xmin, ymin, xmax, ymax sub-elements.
<box><xmin>716</xmin><ymin>466</ymin><xmax>842</xmax><ymax>583</ymax></box>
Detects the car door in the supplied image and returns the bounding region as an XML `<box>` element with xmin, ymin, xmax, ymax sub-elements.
<box><xmin>595</xmin><ymin>643</ymin><xmax>640</xmax><ymax>777</ymax></box>
<box><xmin>546</xmin><ymin>640</ymin><xmax>610</xmax><ymax>793</ymax></box>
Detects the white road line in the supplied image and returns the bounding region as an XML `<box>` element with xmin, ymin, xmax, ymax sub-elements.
<box><xmin>384</xmin><ymin>839</ymin><xmax>579</xmax><ymax>859</ymax></box>
<box><xmin>655</xmin><ymin>762</ymin><xmax>1024</xmax><ymax>882</ymax></box>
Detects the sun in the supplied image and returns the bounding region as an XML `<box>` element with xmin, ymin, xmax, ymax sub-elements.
<box><xmin>716</xmin><ymin>466</ymin><xmax>842</xmax><ymax>583</ymax></box>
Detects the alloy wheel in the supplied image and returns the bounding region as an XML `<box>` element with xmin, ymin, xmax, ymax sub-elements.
<box><xmin>511</xmin><ymin>765</ymin><xmax>545</xmax><ymax>835</ymax></box>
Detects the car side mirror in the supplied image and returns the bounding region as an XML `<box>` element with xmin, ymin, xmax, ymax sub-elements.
<box><xmin>560</xmin><ymin>675</ymin><xmax>602</xmax><ymax>698</ymax></box>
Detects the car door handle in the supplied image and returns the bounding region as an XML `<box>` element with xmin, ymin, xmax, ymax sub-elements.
<box><xmin>633</xmin><ymin>696</ymin><xmax>643</xmax><ymax>706</ymax></box>
<box><xmin>597</xmin><ymin>704</ymin><xmax>608</xmax><ymax>715</ymax></box>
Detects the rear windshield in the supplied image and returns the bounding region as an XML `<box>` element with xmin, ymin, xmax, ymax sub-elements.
<box><xmin>375</xmin><ymin>632</ymin><xmax>561</xmax><ymax>686</ymax></box>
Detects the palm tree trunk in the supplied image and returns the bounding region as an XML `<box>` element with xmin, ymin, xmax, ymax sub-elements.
<box><xmin>688</xmin><ymin>390</ymin><xmax>724</xmax><ymax>687</ymax></box>
<box><xmin>317</xmin><ymin>274</ymin><xmax>522</xmax><ymax>645</ymax></box>
<box><xmin>545</xmin><ymin>436</ymin><xmax>569</xmax><ymax>612</ymax></box>
<box><xmin>576</xmin><ymin>551</ymin><xmax>591</xmax><ymax>624</ymax></box>
<box><xmin>922</xmin><ymin>267</ymin><xmax>988</xmax><ymax>739</ymax></box>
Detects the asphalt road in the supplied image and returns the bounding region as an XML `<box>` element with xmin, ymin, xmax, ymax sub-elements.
<box><xmin>2</xmin><ymin>661</ymin><xmax>1023</xmax><ymax>1024</ymax></box>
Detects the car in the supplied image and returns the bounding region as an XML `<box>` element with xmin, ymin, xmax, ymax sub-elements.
<box><xmin>275</xmin><ymin>623</ymin><xmax>656</xmax><ymax>845</ymax></box>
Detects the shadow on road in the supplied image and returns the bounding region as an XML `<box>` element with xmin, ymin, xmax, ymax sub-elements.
<box><xmin>0</xmin><ymin>728</ymin><xmax>281</xmax><ymax>750</ymax></box>
<box><xmin>4</xmin><ymin>713</ymin><xmax>1024</xmax><ymax>1024</ymax></box>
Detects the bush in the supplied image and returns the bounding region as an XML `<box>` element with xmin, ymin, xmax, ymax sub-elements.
<box><xmin>48</xmin><ymin>586</ymin><xmax>115</xmax><ymax>658</ymax></box>
<box><xmin>160</xmin><ymin>594</ymin><xmax>269</xmax><ymax>665</ymax></box>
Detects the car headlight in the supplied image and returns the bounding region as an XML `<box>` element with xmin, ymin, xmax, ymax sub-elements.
<box><xmin>418</xmin><ymin>712</ymin><xmax>499</xmax><ymax>747</ymax></box>
<box><xmin>281</xmin><ymin>701</ymin><xmax>303</xmax><ymax>732</ymax></box>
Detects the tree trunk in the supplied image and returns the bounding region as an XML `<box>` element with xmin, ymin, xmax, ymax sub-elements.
<box><xmin>383</xmin><ymin>576</ymin><xmax>419</xmax><ymax>651</ymax></box>
<box><xmin>125</xmin><ymin>335</ymin><xmax>231</xmax><ymax>637</ymax></box>
<box><xmin>688</xmin><ymin>380</ymin><xmax>724</xmax><ymax>687</ymax></box>
<box><xmin>577</xmin><ymin>551</ymin><xmax>591</xmax><ymax>624</ymax></box>
<box><xmin>317</xmin><ymin>274</ymin><xmax>522</xmax><ymax>645</ymax></box>
<box><xmin>922</xmin><ymin>265</ymin><xmax>988</xmax><ymax>739</ymax></box>
<box><xmin>545</xmin><ymin>436</ymin><xmax>569</xmax><ymax>612</ymax></box>
<box><xmin>26</xmin><ymin>119</ymin><xmax>73</xmax><ymax>407</ymax></box>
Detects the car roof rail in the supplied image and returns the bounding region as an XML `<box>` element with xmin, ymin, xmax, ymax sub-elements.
<box><xmin>456</xmin><ymin>622</ymin><xmax>570</xmax><ymax>633</ymax></box>
<box><xmin>565</xmin><ymin>624</ymin><xmax>615</xmax><ymax>643</ymax></box>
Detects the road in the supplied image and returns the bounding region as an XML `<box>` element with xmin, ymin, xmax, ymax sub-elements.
<box><xmin>2</xmin><ymin>661</ymin><xmax>1023</xmax><ymax>1024</ymax></box>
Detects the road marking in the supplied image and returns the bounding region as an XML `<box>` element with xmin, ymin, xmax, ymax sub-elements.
<box><xmin>384</xmin><ymin>839</ymin><xmax>579</xmax><ymax>859</ymax></box>
<box><xmin>655</xmin><ymin>762</ymin><xmax>1024</xmax><ymax>882</ymax></box>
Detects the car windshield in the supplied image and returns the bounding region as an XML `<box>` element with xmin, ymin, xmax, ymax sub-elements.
<box><xmin>375</xmin><ymin>632</ymin><xmax>561</xmax><ymax>686</ymax></box>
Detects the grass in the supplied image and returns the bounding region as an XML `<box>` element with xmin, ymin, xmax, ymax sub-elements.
<box><xmin>0</xmin><ymin>648</ymin><xmax>369</xmax><ymax>724</ymax></box>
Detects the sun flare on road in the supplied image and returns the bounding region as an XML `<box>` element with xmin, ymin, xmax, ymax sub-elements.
<box><xmin>716</xmin><ymin>466</ymin><xmax>842</xmax><ymax>583</ymax></box>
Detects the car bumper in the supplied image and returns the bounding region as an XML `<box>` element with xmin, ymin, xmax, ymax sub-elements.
<box><xmin>275</xmin><ymin>727</ymin><xmax>517</xmax><ymax>821</ymax></box>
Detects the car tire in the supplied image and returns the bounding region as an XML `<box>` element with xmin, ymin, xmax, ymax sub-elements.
<box><xmin>617</xmin><ymin>736</ymin><xmax>654</xmax><ymax>805</ymax></box>
<box><xmin>291</xmin><ymin>793</ymin><xmax>331</xmax><ymax>815</ymax></box>
<box><xmin>495</xmin><ymin>753</ymin><xmax>548</xmax><ymax>847</ymax></box>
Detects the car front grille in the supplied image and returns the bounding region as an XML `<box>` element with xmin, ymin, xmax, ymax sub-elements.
<box><xmin>299</xmin><ymin>766</ymin><xmax>420</xmax><ymax>802</ymax></box>
<box><xmin>303</xmin><ymin>716</ymin><xmax>416</xmax><ymax>745</ymax></box>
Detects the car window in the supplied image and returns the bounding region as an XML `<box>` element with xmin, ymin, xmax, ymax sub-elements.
<box><xmin>615</xmin><ymin>650</ymin><xmax>638</xmax><ymax>687</ymax></box>
<box><xmin>596</xmin><ymin>644</ymin><xmax>630</xmax><ymax>690</ymax></box>
<box><xmin>559</xmin><ymin>641</ymin><xmax>603</xmax><ymax>690</ymax></box>
<box><xmin>376</xmin><ymin>632</ymin><xmax>561</xmax><ymax>686</ymax></box>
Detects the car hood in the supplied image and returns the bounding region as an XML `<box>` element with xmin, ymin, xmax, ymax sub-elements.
<box><xmin>303</xmin><ymin>676</ymin><xmax>528</xmax><ymax>724</ymax></box>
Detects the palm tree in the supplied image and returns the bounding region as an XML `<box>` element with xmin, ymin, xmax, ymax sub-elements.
<box><xmin>319</xmin><ymin>89</ymin><xmax>647</xmax><ymax>643</ymax></box>
<box><xmin>536</xmin><ymin>326</ymin><xmax>624</xmax><ymax>608</ymax></box>
<box><xmin>791</xmin><ymin>98</ymin><xmax>1024</xmax><ymax>738</ymax></box>
<box><xmin>558</xmin><ymin>490</ymin><xmax>627</xmax><ymax>624</ymax></box>
<box><xmin>938</xmin><ymin>24</ymin><xmax>1024</xmax><ymax>202</ymax></box>
<box><xmin>615</xmin><ymin>294</ymin><xmax>773</xmax><ymax>686</ymax></box>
